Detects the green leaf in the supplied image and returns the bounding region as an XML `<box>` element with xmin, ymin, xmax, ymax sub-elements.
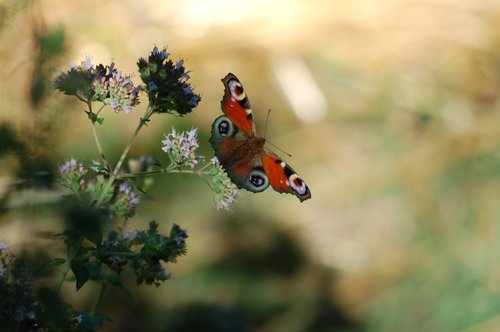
<box><xmin>97</xmin><ymin>117</ymin><xmax>104</xmax><ymax>125</ymax></box>
<box><xmin>40</xmin><ymin>26</ymin><xmax>65</xmax><ymax>59</ymax></box>
<box><xmin>36</xmin><ymin>258</ymin><xmax>67</xmax><ymax>275</ymax></box>
<box><xmin>70</xmin><ymin>259</ymin><xmax>90</xmax><ymax>291</ymax></box>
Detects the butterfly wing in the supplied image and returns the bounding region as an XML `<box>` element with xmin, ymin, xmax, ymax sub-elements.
<box><xmin>261</xmin><ymin>151</ymin><xmax>311</xmax><ymax>202</ymax></box>
<box><xmin>210</xmin><ymin>115</ymin><xmax>269</xmax><ymax>192</ymax></box>
<box><xmin>211</xmin><ymin>73</ymin><xmax>311</xmax><ymax>202</ymax></box>
<box><xmin>220</xmin><ymin>73</ymin><xmax>256</xmax><ymax>137</ymax></box>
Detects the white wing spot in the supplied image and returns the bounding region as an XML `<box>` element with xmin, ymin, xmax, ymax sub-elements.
<box><xmin>229</xmin><ymin>80</ymin><xmax>246</xmax><ymax>101</ymax></box>
<box><xmin>289</xmin><ymin>174</ymin><xmax>307</xmax><ymax>195</ymax></box>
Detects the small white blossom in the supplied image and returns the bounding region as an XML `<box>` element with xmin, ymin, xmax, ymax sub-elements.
<box><xmin>118</xmin><ymin>182</ymin><xmax>140</xmax><ymax>207</ymax></box>
<box><xmin>210</xmin><ymin>157</ymin><xmax>220</xmax><ymax>165</ymax></box>
<box><xmin>93</xmin><ymin>69</ymin><xmax>141</xmax><ymax>113</ymax></box>
<box><xmin>123</xmin><ymin>229</ymin><xmax>138</xmax><ymax>241</ymax></box>
<box><xmin>162</xmin><ymin>128</ymin><xmax>201</xmax><ymax>169</ymax></box>
<box><xmin>158</xmin><ymin>265</ymin><xmax>172</xmax><ymax>280</ymax></box>
<box><xmin>110</xmin><ymin>182</ymin><xmax>140</xmax><ymax>219</ymax></box>
<box><xmin>81</xmin><ymin>55</ymin><xmax>93</xmax><ymax>70</ymax></box>
<box><xmin>0</xmin><ymin>240</ymin><xmax>8</xmax><ymax>252</ymax></box>
<box><xmin>59</xmin><ymin>158</ymin><xmax>87</xmax><ymax>176</ymax></box>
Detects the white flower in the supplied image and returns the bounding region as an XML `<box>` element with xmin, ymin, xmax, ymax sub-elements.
<box><xmin>58</xmin><ymin>158</ymin><xmax>87</xmax><ymax>176</ymax></box>
<box><xmin>81</xmin><ymin>55</ymin><xmax>93</xmax><ymax>70</ymax></box>
<box><xmin>0</xmin><ymin>240</ymin><xmax>8</xmax><ymax>252</ymax></box>
<box><xmin>162</xmin><ymin>128</ymin><xmax>201</xmax><ymax>169</ymax></box>
<box><xmin>123</xmin><ymin>229</ymin><xmax>138</xmax><ymax>241</ymax></box>
<box><xmin>118</xmin><ymin>182</ymin><xmax>140</xmax><ymax>207</ymax></box>
<box><xmin>210</xmin><ymin>156</ymin><xmax>220</xmax><ymax>165</ymax></box>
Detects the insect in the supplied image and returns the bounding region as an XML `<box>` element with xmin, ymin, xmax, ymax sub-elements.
<box><xmin>209</xmin><ymin>73</ymin><xmax>311</xmax><ymax>202</ymax></box>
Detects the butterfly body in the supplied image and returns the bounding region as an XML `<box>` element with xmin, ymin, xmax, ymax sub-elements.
<box><xmin>210</xmin><ymin>73</ymin><xmax>311</xmax><ymax>202</ymax></box>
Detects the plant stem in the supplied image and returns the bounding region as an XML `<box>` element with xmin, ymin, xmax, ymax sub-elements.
<box><xmin>54</xmin><ymin>261</ymin><xmax>71</xmax><ymax>294</ymax></box>
<box><xmin>96</xmin><ymin>106</ymin><xmax>154</xmax><ymax>206</ymax></box>
<box><xmin>88</xmin><ymin>103</ymin><xmax>111</xmax><ymax>169</ymax></box>
<box><xmin>92</xmin><ymin>125</ymin><xmax>110</xmax><ymax>169</ymax></box>
<box><xmin>118</xmin><ymin>167</ymin><xmax>212</xmax><ymax>179</ymax></box>
<box><xmin>90</xmin><ymin>282</ymin><xmax>108</xmax><ymax>316</ymax></box>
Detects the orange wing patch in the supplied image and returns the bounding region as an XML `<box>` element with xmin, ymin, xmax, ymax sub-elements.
<box><xmin>261</xmin><ymin>152</ymin><xmax>311</xmax><ymax>202</ymax></box>
<box><xmin>221</xmin><ymin>73</ymin><xmax>255</xmax><ymax>137</ymax></box>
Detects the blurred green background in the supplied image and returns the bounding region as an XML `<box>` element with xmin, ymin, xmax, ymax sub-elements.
<box><xmin>2</xmin><ymin>0</ymin><xmax>500</xmax><ymax>331</ymax></box>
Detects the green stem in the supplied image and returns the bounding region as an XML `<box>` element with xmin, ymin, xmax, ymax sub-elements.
<box><xmin>89</xmin><ymin>103</ymin><xmax>110</xmax><ymax>169</ymax></box>
<box><xmin>54</xmin><ymin>261</ymin><xmax>71</xmax><ymax>294</ymax></box>
<box><xmin>96</xmin><ymin>106</ymin><xmax>154</xmax><ymax>206</ymax></box>
<box><xmin>90</xmin><ymin>282</ymin><xmax>108</xmax><ymax>316</ymax></box>
<box><xmin>92</xmin><ymin>125</ymin><xmax>110</xmax><ymax>169</ymax></box>
<box><xmin>117</xmin><ymin>166</ymin><xmax>212</xmax><ymax>179</ymax></box>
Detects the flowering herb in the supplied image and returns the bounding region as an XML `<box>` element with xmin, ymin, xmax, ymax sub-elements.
<box><xmin>55</xmin><ymin>57</ymin><xmax>141</xmax><ymax>116</ymax></box>
<box><xmin>18</xmin><ymin>45</ymin><xmax>243</xmax><ymax>329</ymax></box>
<box><xmin>137</xmin><ymin>46</ymin><xmax>201</xmax><ymax>116</ymax></box>
<box><xmin>210</xmin><ymin>157</ymin><xmax>240</xmax><ymax>210</ymax></box>
<box><xmin>109</xmin><ymin>182</ymin><xmax>141</xmax><ymax>219</ymax></box>
<box><xmin>162</xmin><ymin>128</ymin><xmax>201</xmax><ymax>169</ymax></box>
<box><xmin>58</xmin><ymin>158</ymin><xmax>88</xmax><ymax>192</ymax></box>
<box><xmin>54</xmin><ymin>55</ymin><xmax>96</xmax><ymax>101</ymax></box>
<box><xmin>97</xmin><ymin>222</ymin><xmax>188</xmax><ymax>286</ymax></box>
<box><xmin>92</xmin><ymin>64</ymin><xmax>141</xmax><ymax>113</ymax></box>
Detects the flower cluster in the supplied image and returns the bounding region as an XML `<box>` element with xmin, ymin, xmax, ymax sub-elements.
<box><xmin>0</xmin><ymin>242</ymin><xmax>39</xmax><ymax>330</ymax></box>
<box><xmin>109</xmin><ymin>182</ymin><xmax>140</xmax><ymax>219</ymax></box>
<box><xmin>96</xmin><ymin>222</ymin><xmax>188</xmax><ymax>286</ymax></box>
<box><xmin>210</xmin><ymin>157</ymin><xmax>240</xmax><ymax>210</ymax></box>
<box><xmin>162</xmin><ymin>128</ymin><xmax>201</xmax><ymax>169</ymax></box>
<box><xmin>137</xmin><ymin>46</ymin><xmax>201</xmax><ymax>116</ymax></box>
<box><xmin>57</xmin><ymin>159</ymin><xmax>141</xmax><ymax>219</ymax></box>
<box><xmin>54</xmin><ymin>56</ymin><xmax>141</xmax><ymax>113</ymax></box>
<box><xmin>54</xmin><ymin>55</ymin><xmax>96</xmax><ymax>100</ymax></box>
<box><xmin>93</xmin><ymin>64</ymin><xmax>141</xmax><ymax>113</ymax></box>
<box><xmin>58</xmin><ymin>158</ymin><xmax>88</xmax><ymax>192</ymax></box>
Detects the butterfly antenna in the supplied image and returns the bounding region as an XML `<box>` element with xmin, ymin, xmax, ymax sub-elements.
<box><xmin>263</xmin><ymin>110</ymin><xmax>292</xmax><ymax>157</ymax></box>
<box><xmin>264</xmin><ymin>109</ymin><xmax>271</xmax><ymax>140</ymax></box>
<box><xmin>267</xmin><ymin>140</ymin><xmax>292</xmax><ymax>158</ymax></box>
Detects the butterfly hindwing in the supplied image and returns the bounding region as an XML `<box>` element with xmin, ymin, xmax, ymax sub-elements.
<box><xmin>261</xmin><ymin>151</ymin><xmax>311</xmax><ymax>202</ymax></box>
<box><xmin>210</xmin><ymin>115</ymin><xmax>269</xmax><ymax>192</ymax></box>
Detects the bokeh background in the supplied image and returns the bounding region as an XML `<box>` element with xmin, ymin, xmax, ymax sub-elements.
<box><xmin>2</xmin><ymin>0</ymin><xmax>500</xmax><ymax>331</ymax></box>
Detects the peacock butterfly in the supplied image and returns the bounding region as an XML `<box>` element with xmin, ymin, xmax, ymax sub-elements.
<box><xmin>209</xmin><ymin>73</ymin><xmax>311</xmax><ymax>202</ymax></box>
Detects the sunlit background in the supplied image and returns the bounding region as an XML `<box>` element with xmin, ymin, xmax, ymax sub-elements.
<box><xmin>2</xmin><ymin>0</ymin><xmax>500</xmax><ymax>331</ymax></box>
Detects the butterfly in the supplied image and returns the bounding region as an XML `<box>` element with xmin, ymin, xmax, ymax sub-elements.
<box><xmin>209</xmin><ymin>73</ymin><xmax>311</xmax><ymax>202</ymax></box>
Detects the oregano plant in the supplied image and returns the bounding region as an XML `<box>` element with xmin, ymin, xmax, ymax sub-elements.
<box><xmin>0</xmin><ymin>46</ymin><xmax>240</xmax><ymax>331</ymax></box>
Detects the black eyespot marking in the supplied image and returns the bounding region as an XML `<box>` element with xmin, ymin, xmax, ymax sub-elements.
<box><xmin>250</xmin><ymin>174</ymin><xmax>266</xmax><ymax>187</ymax></box>
<box><xmin>283</xmin><ymin>164</ymin><xmax>294</xmax><ymax>178</ymax></box>
<box><xmin>235</xmin><ymin>84</ymin><xmax>244</xmax><ymax>95</ymax></box>
<box><xmin>218</xmin><ymin>120</ymin><xmax>230</xmax><ymax>135</ymax></box>
<box><xmin>275</xmin><ymin>159</ymin><xmax>282</xmax><ymax>164</ymax></box>
<box><xmin>246</xmin><ymin>113</ymin><xmax>253</xmax><ymax>120</ymax></box>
